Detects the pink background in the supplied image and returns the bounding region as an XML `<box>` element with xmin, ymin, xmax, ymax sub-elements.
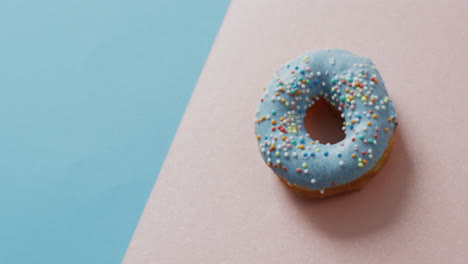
<box><xmin>124</xmin><ymin>0</ymin><xmax>468</xmax><ymax>263</ymax></box>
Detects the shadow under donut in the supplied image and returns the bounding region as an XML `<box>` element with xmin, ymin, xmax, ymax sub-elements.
<box><xmin>277</xmin><ymin>127</ymin><xmax>414</xmax><ymax>238</ymax></box>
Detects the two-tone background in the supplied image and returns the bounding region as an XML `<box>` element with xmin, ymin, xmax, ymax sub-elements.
<box><xmin>0</xmin><ymin>0</ymin><xmax>229</xmax><ymax>263</ymax></box>
<box><xmin>2</xmin><ymin>0</ymin><xmax>468</xmax><ymax>263</ymax></box>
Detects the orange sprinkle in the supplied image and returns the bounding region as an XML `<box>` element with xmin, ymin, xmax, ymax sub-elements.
<box><xmin>271</xmin><ymin>120</ymin><xmax>277</xmax><ymax>125</ymax></box>
<box><xmin>363</xmin><ymin>160</ymin><xmax>368</xmax><ymax>164</ymax></box>
<box><xmin>372</xmin><ymin>114</ymin><xmax>378</xmax><ymax>119</ymax></box>
<box><xmin>367</xmin><ymin>121</ymin><xmax>372</xmax><ymax>126</ymax></box>
<box><xmin>257</xmin><ymin>116</ymin><xmax>267</xmax><ymax>124</ymax></box>
<box><xmin>388</xmin><ymin>117</ymin><xmax>393</xmax><ymax>122</ymax></box>
<box><xmin>384</xmin><ymin>128</ymin><xmax>389</xmax><ymax>133</ymax></box>
<box><xmin>351</xmin><ymin>154</ymin><xmax>357</xmax><ymax>158</ymax></box>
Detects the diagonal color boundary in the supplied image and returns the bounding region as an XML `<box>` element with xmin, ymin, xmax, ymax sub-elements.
<box><xmin>0</xmin><ymin>0</ymin><xmax>230</xmax><ymax>263</ymax></box>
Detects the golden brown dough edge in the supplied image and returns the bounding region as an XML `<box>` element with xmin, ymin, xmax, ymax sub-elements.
<box><xmin>277</xmin><ymin>130</ymin><xmax>396</xmax><ymax>198</ymax></box>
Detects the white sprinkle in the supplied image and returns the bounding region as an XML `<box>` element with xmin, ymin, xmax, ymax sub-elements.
<box><xmin>292</xmin><ymin>152</ymin><xmax>298</xmax><ymax>158</ymax></box>
<box><xmin>304</xmin><ymin>169</ymin><xmax>309</xmax><ymax>174</ymax></box>
<box><xmin>276</xmin><ymin>159</ymin><xmax>281</xmax><ymax>164</ymax></box>
<box><xmin>311</xmin><ymin>178</ymin><xmax>316</xmax><ymax>184</ymax></box>
<box><xmin>284</xmin><ymin>152</ymin><xmax>289</xmax><ymax>157</ymax></box>
<box><xmin>339</xmin><ymin>161</ymin><xmax>344</xmax><ymax>166</ymax></box>
<box><xmin>320</xmin><ymin>189</ymin><xmax>325</xmax><ymax>194</ymax></box>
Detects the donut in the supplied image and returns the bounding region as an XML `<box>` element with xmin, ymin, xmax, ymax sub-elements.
<box><xmin>255</xmin><ymin>49</ymin><xmax>397</xmax><ymax>198</ymax></box>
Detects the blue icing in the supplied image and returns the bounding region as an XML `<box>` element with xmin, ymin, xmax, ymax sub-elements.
<box><xmin>255</xmin><ymin>49</ymin><xmax>397</xmax><ymax>191</ymax></box>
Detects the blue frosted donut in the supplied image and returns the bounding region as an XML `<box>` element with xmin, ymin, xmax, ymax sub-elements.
<box><xmin>255</xmin><ymin>49</ymin><xmax>397</xmax><ymax>197</ymax></box>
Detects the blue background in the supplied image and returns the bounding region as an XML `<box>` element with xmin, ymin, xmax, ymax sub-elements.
<box><xmin>0</xmin><ymin>0</ymin><xmax>229</xmax><ymax>263</ymax></box>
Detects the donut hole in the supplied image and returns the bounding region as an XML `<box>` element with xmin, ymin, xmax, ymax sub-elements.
<box><xmin>304</xmin><ymin>98</ymin><xmax>345</xmax><ymax>144</ymax></box>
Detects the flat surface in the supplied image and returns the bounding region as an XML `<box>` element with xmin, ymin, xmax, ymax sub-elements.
<box><xmin>125</xmin><ymin>0</ymin><xmax>468</xmax><ymax>263</ymax></box>
<box><xmin>0</xmin><ymin>0</ymin><xmax>229</xmax><ymax>263</ymax></box>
